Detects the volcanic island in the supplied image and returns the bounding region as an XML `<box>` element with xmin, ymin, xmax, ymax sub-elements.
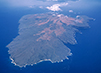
<box><xmin>6</xmin><ymin>13</ymin><xmax>93</xmax><ymax>67</ymax></box>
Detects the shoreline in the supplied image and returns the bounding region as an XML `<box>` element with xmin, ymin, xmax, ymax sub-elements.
<box><xmin>9</xmin><ymin>55</ymin><xmax>71</xmax><ymax>68</ymax></box>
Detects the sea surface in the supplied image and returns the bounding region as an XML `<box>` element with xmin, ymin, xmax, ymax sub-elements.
<box><xmin>0</xmin><ymin>2</ymin><xmax>101</xmax><ymax>73</ymax></box>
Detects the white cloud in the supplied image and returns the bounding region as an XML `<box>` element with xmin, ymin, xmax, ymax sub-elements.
<box><xmin>39</xmin><ymin>6</ymin><xmax>43</xmax><ymax>9</ymax></box>
<box><xmin>46</xmin><ymin>3</ymin><xmax>68</xmax><ymax>11</ymax></box>
<box><xmin>57</xmin><ymin>14</ymin><xmax>62</xmax><ymax>17</ymax></box>
<box><xmin>69</xmin><ymin>10</ymin><xmax>73</xmax><ymax>12</ymax></box>
<box><xmin>46</xmin><ymin>4</ymin><xmax>61</xmax><ymax>11</ymax></box>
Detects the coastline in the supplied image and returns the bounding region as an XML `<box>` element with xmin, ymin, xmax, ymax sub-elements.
<box><xmin>9</xmin><ymin>54</ymin><xmax>71</xmax><ymax>68</ymax></box>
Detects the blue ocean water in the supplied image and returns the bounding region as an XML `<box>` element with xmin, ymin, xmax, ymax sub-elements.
<box><xmin>0</xmin><ymin>3</ymin><xmax>101</xmax><ymax>73</ymax></box>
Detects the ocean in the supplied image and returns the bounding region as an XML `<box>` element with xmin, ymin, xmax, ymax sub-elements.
<box><xmin>0</xmin><ymin>2</ymin><xmax>101</xmax><ymax>73</ymax></box>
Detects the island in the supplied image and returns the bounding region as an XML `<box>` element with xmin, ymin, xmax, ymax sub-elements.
<box><xmin>6</xmin><ymin>13</ymin><xmax>93</xmax><ymax>67</ymax></box>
